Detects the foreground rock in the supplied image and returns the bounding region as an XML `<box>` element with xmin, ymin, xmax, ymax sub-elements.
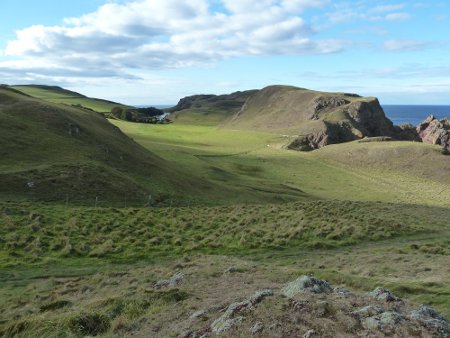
<box><xmin>281</xmin><ymin>275</ymin><xmax>332</xmax><ymax>297</ymax></box>
<box><xmin>184</xmin><ymin>275</ymin><xmax>449</xmax><ymax>337</ymax></box>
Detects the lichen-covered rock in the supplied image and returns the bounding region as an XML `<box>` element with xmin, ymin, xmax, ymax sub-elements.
<box><xmin>379</xmin><ymin>311</ymin><xmax>403</xmax><ymax>327</ymax></box>
<box><xmin>410</xmin><ymin>305</ymin><xmax>446</xmax><ymax>321</ymax></box>
<box><xmin>410</xmin><ymin>305</ymin><xmax>450</xmax><ymax>337</ymax></box>
<box><xmin>362</xmin><ymin>311</ymin><xmax>403</xmax><ymax>331</ymax></box>
<box><xmin>368</xmin><ymin>287</ymin><xmax>399</xmax><ymax>302</ymax></box>
<box><xmin>282</xmin><ymin>276</ymin><xmax>332</xmax><ymax>298</ymax></box>
<box><xmin>210</xmin><ymin>289</ymin><xmax>273</xmax><ymax>334</ymax></box>
<box><xmin>250</xmin><ymin>321</ymin><xmax>264</xmax><ymax>334</ymax></box>
<box><xmin>249</xmin><ymin>289</ymin><xmax>273</xmax><ymax>304</ymax></box>
<box><xmin>155</xmin><ymin>271</ymin><xmax>184</xmax><ymax>289</ymax></box>
<box><xmin>212</xmin><ymin>316</ymin><xmax>243</xmax><ymax>334</ymax></box>
<box><xmin>353</xmin><ymin>305</ymin><xmax>384</xmax><ymax>318</ymax></box>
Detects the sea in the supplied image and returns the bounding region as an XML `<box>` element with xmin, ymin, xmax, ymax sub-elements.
<box><xmin>382</xmin><ymin>105</ymin><xmax>450</xmax><ymax>126</ymax></box>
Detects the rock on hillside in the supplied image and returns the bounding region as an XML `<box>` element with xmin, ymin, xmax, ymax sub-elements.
<box><xmin>225</xmin><ymin>85</ymin><xmax>397</xmax><ymax>151</ymax></box>
<box><xmin>417</xmin><ymin>115</ymin><xmax>450</xmax><ymax>154</ymax></box>
<box><xmin>183</xmin><ymin>275</ymin><xmax>449</xmax><ymax>338</ymax></box>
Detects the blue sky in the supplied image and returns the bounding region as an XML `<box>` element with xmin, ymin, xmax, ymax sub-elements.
<box><xmin>0</xmin><ymin>0</ymin><xmax>449</xmax><ymax>105</ymax></box>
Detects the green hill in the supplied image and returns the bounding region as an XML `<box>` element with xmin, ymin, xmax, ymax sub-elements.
<box><xmin>224</xmin><ymin>85</ymin><xmax>398</xmax><ymax>150</ymax></box>
<box><xmin>169</xmin><ymin>85</ymin><xmax>404</xmax><ymax>151</ymax></box>
<box><xmin>168</xmin><ymin>90</ymin><xmax>257</xmax><ymax>125</ymax></box>
<box><xmin>11</xmin><ymin>85</ymin><xmax>129</xmax><ymax>113</ymax></box>
<box><xmin>0</xmin><ymin>86</ymin><xmax>215</xmax><ymax>204</ymax></box>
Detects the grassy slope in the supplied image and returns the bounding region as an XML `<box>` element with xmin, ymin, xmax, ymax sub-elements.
<box><xmin>11</xmin><ymin>85</ymin><xmax>129</xmax><ymax>113</ymax></box>
<box><xmin>169</xmin><ymin>107</ymin><xmax>233</xmax><ymax>126</ymax></box>
<box><xmin>0</xmin><ymin>87</ymin><xmax>219</xmax><ymax>205</ymax></box>
<box><xmin>224</xmin><ymin>85</ymin><xmax>379</xmax><ymax>134</ymax></box>
<box><xmin>111</xmin><ymin>120</ymin><xmax>450</xmax><ymax>208</ymax></box>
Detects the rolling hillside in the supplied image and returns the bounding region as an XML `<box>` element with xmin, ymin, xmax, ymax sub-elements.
<box><xmin>0</xmin><ymin>86</ymin><xmax>215</xmax><ymax>204</ymax></box>
<box><xmin>11</xmin><ymin>85</ymin><xmax>129</xmax><ymax>113</ymax></box>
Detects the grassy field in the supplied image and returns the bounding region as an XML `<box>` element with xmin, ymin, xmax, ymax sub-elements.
<box><xmin>110</xmin><ymin>120</ymin><xmax>450</xmax><ymax>208</ymax></box>
<box><xmin>1</xmin><ymin>200</ymin><xmax>449</xmax><ymax>337</ymax></box>
<box><xmin>11</xmin><ymin>85</ymin><xmax>129</xmax><ymax>113</ymax></box>
<box><xmin>2</xmin><ymin>96</ymin><xmax>450</xmax><ymax>336</ymax></box>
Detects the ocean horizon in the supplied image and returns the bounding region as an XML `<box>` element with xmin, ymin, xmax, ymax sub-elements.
<box><xmin>382</xmin><ymin>105</ymin><xmax>450</xmax><ymax>126</ymax></box>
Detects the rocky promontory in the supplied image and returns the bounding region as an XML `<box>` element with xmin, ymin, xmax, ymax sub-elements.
<box><xmin>170</xmin><ymin>85</ymin><xmax>450</xmax><ymax>153</ymax></box>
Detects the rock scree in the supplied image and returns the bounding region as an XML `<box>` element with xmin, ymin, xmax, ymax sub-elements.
<box><xmin>182</xmin><ymin>275</ymin><xmax>449</xmax><ymax>337</ymax></box>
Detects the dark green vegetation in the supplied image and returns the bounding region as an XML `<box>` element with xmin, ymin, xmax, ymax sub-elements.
<box><xmin>1</xmin><ymin>84</ymin><xmax>449</xmax><ymax>337</ymax></box>
<box><xmin>110</xmin><ymin>106</ymin><xmax>167</xmax><ymax>123</ymax></box>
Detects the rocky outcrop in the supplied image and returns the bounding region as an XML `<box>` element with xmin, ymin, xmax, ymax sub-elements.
<box><xmin>281</xmin><ymin>275</ymin><xmax>332</xmax><ymax>297</ymax></box>
<box><xmin>288</xmin><ymin>98</ymin><xmax>397</xmax><ymax>151</ymax></box>
<box><xmin>185</xmin><ymin>276</ymin><xmax>450</xmax><ymax>337</ymax></box>
<box><xmin>223</xmin><ymin>85</ymin><xmax>398</xmax><ymax>151</ymax></box>
<box><xmin>416</xmin><ymin>115</ymin><xmax>450</xmax><ymax>154</ymax></box>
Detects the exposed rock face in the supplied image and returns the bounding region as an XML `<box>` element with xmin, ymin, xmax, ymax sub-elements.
<box><xmin>288</xmin><ymin>98</ymin><xmax>397</xmax><ymax>151</ymax></box>
<box><xmin>416</xmin><ymin>115</ymin><xmax>450</xmax><ymax>154</ymax></box>
<box><xmin>394</xmin><ymin>123</ymin><xmax>422</xmax><ymax>141</ymax></box>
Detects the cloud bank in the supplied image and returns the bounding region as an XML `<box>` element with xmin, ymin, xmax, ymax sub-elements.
<box><xmin>2</xmin><ymin>0</ymin><xmax>340</xmax><ymax>79</ymax></box>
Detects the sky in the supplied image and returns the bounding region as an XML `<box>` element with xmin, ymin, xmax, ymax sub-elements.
<box><xmin>0</xmin><ymin>0</ymin><xmax>449</xmax><ymax>105</ymax></box>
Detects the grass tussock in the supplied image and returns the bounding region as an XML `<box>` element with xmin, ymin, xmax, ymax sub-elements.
<box><xmin>1</xmin><ymin>200</ymin><xmax>446</xmax><ymax>266</ymax></box>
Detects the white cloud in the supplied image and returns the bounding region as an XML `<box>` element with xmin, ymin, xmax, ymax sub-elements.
<box><xmin>2</xmin><ymin>0</ymin><xmax>341</xmax><ymax>80</ymax></box>
<box><xmin>384</xmin><ymin>39</ymin><xmax>431</xmax><ymax>51</ymax></box>
<box><xmin>385</xmin><ymin>12</ymin><xmax>411</xmax><ymax>21</ymax></box>
<box><xmin>371</xmin><ymin>4</ymin><xmax>405</xmax><ymax>13</ymax></box>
